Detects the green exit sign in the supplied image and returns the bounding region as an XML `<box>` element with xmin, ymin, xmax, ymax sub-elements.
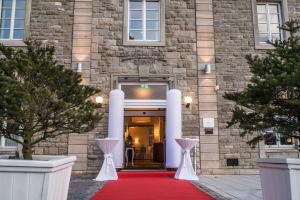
<box><xmin>140</xmin><ymin>84</ymin><xmax>149</xmax><ymax>89</ymax></box>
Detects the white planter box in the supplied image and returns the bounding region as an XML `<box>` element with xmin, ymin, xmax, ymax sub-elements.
<box><xmin>0</xmin><ymin>155</ymin><xmax>76</xmax><ymax>200</ymax></box>
<box><xmin>256</xmin><ymin>158</ymin><xmax>300</xmax><ymax>200</ymax></box>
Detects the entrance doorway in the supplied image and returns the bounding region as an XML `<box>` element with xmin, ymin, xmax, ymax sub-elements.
<box><xmin>124</xmin><ymin>110</ymin><xmax>165</xmax><ymax>169</ymax></box>
<box><xmin>107</xmin><ymin>88</ymin><xmax>182</xmax><ymax>169</ymax></box>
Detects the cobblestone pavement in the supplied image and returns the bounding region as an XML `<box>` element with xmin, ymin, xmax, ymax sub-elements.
<box><xmin>191</xmin><ymin>181</ymin><xmax>231</xmax><ymax>200</ymax></box>
<box><xmin>194</xmin><ymin>175</ymin><xmax>263</xmax><ymax>200</ymax></box>
<box><xmin>68</xmin><ymin>175</ymin><xmax>106</xmax><ymax>200</ymax></box>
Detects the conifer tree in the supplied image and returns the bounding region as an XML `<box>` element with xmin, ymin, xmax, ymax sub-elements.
<box><xmin>0</xmin><ymin>41</ymin><xmax>103</xmax><ymax>159</ymax></box>
<box><xmin>224</xmin><ymin>20</ymin><xmax>300</xmax><ymax>147</ymax></box>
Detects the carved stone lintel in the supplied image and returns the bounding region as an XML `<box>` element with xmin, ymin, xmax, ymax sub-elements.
<box><xmin>138</xmin><ymin>65</ymin><xmax>149</xmax><ymax>76</ymax></box>
<box><xmin>133</xmin><ymin>58</ymin><xmax>155</xmax><ymax>65</ymax></box>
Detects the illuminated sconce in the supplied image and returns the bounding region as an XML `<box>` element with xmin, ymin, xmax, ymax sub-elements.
<box><xmin>76</xmin><ymin>63</ymin><xmax>82</xmax><ymax>73</ymax></box>
<box><xmin>95</xmin><ymin>96</ymin><xmax>104</xmax><ymax>104</ymax></box>
<box><xmin>204</xmin><ymin>64</ymin><xmax>211</xmax><ymax>74</ymax></box>
<box><xmin>134</xmin><ymin>138</ymin><xmax>139</xmax><ymax>144</ymax></box>
<box><xmin>184</xmin><ymin>96</ymin><xmax>193</xmax><ymax>108</ymax></box>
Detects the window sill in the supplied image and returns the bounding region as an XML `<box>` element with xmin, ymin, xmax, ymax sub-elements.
<box><xmin>123</xmin><ymin>40</ymin><xmax>165</xmax><ymax>47</ymax></box>
<box><xmin>0</xmin><ymin>40</ymin><xmax>26</xmax><ymax>47</ymax></box>
<box><xmin>0</xmin><ymin>146</ymin><xmax>17</xmax><ymax>152</ymax></box>
<box><xmin>264</xmin><ymin>147</ymin><xmax>297</xmax><ymax>152</ymax></box>
<box><xmin>255</xmin><ymin>43</ymin><xmax>275</xmax><ymax>50</ymax></box>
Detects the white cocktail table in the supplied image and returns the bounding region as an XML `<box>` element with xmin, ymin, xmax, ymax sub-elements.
<box><xmin>175</xmin><ymin>138</ymin><xmax>199</xmax><ymax>181</ymax></box>
<box><xmin>94</xmin><ymin>138</ymin><xmax>119</xmax><ymax>181</ymax></box>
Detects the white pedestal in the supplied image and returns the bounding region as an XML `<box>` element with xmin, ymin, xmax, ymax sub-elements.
<box><xmin>95</xmin><ymin>138</ymin><xmax>119</xmax><ymax>181</ymax></box>
<box><xmin>257</xmin><ymin>158</ymin><xmax>300</xmax><ymax>200</ymax></box>
<box><xmin>175</xmin><ymin>138</ymin><xmax>199</xmax><ymax>181</ymax></box>
<box><xmin>0</xmin><ymin>155</ymin><xmax>76</xmax><ymax>200</ymax></box>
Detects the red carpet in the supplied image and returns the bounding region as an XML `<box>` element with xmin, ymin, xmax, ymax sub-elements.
<box><xmin>92</xmin><ymin>171</ymin><xmax>215</xmax><ymax>200</ymax></box>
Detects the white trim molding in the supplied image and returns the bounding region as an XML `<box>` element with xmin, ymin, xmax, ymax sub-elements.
<box><xmin>124</xmin><ymin>99</ymin><xmax>167</xmax><ymax>108</ymax></box>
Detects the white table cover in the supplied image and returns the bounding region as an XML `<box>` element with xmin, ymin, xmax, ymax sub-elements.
<box><xmin>175</xmin><ymin>138</ymin><xmax>199</xmax><ymax>181</ymax></box>
<box><xmin>94</xmin><ymin>138</ymin><xmax>119</xmax><ymax>181</ymax></box>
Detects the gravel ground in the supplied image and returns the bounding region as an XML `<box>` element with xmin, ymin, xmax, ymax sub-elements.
<box><xmin>67</xmin><ymin>175</ymin><xmax>106</xmax><ymax>200</ymax></box>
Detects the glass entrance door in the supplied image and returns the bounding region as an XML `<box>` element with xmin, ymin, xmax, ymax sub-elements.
<box><xmin>124</xmin><ymin>114</ymin><xmax>165</xmax><ymax>169</ymax></box>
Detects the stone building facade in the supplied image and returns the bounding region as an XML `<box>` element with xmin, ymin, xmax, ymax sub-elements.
<box><xmin>0</xmin><ymin>0</ymin><xmax>299</xmax><ymax>175</ymax></box>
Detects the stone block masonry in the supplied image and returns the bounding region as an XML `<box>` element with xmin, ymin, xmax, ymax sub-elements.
<box><xmin>88</xmin><ymin>0</ymin><xmax>199</xmax><ymax>174</ymax></box>
<box><xmin>30</xmin><ymin>0</ymin><xmax>74</xmax><ymax>69</ymax></box>
<box><xmin>30</xmin><ymin>0</ymin><xmax>74</xmax><ymax>159</ymax></box>
<box><xmin>196</xmin><ymin>0</ymin><xmax>220</xmax><ymax>175</ymax></box>
<box><xmin>213</xmin><ymin>0</ymin><xmax>300</xmax><ymax>174</ymax></box>
<box><xmin>70</xmin><ymin>0</ymin><xmax>93</xmax><ymax>173</ymax></box>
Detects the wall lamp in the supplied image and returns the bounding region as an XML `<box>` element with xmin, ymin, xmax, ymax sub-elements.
<box><xmin>95</xmin><ymin>96</ymin><xmax>104</xmax><ymax>104</ymax></box>
<box><xmin>184</xmin><ymin>96</ymin><xmax>193</xmax><ymax>108</ymax></box>
<box><xmin>76</xmin><ymin>63</ymin><xmax>82</xmax><ymax>73</ymax></box>
<box><xmin>204</xmin><ymin>64</ymin><xmax>212</xmax><ymax>74</ymax></box>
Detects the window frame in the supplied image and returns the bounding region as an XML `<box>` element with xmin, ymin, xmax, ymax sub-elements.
<box><xmin>1</xmin><ymin>121</ymin><xmax>18</xmax><ymax>149</ymax></box>
<box><xmin>264</xmin><ymin>130</ymin><xmax>295</xmax><ymax>149</ymax></box>
<box><xmin>123</xmin><ymin>0</ymin><xmax>165</xmax><ymax>46</ymax></box>
<box><xmin>252</xmin><ymin>0</ymin><xmax>289</xmax><ymax>50</ymax></box>
<box><xmin>0</xmin><ymin>136</ymin><xmax>18</xmax><ymax>151</ymax></box>
<box><xmin>0</xmin><ymin>0</ymin><xmax>31</xmax><ymax>46</ymax></box>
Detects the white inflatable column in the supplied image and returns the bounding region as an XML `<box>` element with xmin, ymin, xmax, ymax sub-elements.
<box><xmin>166</xmin><ymin>89</ymin><xmax>182</xmax><ymax>168</ymax></box>
<box><xmin>108</xmin><ymin>89</ymin><xmax>125</xmax><ymax>168</ymax></box>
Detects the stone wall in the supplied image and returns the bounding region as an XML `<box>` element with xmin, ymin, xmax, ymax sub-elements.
<box><xmin>288</xmin><ymin>0</ymin><xmax>300</xmax><ymax>18</ymax></box>
<box><xmin>195</xmin><ymin>0</ymin><xmax>220</xmax><ymax>175</ymax></box>
<box><xmin>87</xmin><ymin>0</ymin><xmax>199</xmax><ymax>173</ymax></box>
<box><xmin>30</xmin><ymin>0</ymin><xmax>74</xmax><ymax>156</ymax></box>
<box><xmin>213</xmin><ymin>0</ymin><xmax>300</xmax><ymax>175</ymax></box>
<box><xmin>30</xmin><ymin>0</ymin><xmax>74</xmax><ymax>68</ymax></box>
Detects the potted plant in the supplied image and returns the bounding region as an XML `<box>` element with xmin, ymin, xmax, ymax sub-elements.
<box><xmin>0</xmin><ymin>41</ymin><xmax>103</xmax><ymax>200</ymax></box>
<box><xmin>224</xmin><ymin>20</ymin><xmax>300</xmax><ymax>200</ymax></box>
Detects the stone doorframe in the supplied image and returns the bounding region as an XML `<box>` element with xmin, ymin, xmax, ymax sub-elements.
<box><xmin>107</xmin><ymin>89</ymin><xmax>182</xmax><ymax>169</ymax></box>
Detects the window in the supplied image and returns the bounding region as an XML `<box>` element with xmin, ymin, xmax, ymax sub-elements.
<box><xmin>256</xmin><ymin>3</ymin><xmax>282</xmax><ymax>43</ymax></box>
<box><xmin>0</xmin><ymin>0</ymin><xmax>26</xmax><ymax>40</ymax></box>
<box><xmin>264</xmin><ymin>129</ymin><xmax>294</xmax><ymax>148</ymax></box>
<box><xmin>1</xmin><ymin>121</ymin><xmax>18</xmax><ymax>148</ymax></box>
<box><xmin>124</xmin><ymin>0</ymin><xmax>165</xmax><ymax>46</ymax></box>
<box><xmin>252</xmin><ymin>0</ymin><xmax>288</xmax><ymax>49</ymax></box>
<box><xmin>129</xmin><ymin>0</ymin><xmax>160</xmax><ymax>41</ymax></box>
<box><xmin>0</xmin><ymin>136</ymin><xmax>17</xmax><ymax>148</ymax></box>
